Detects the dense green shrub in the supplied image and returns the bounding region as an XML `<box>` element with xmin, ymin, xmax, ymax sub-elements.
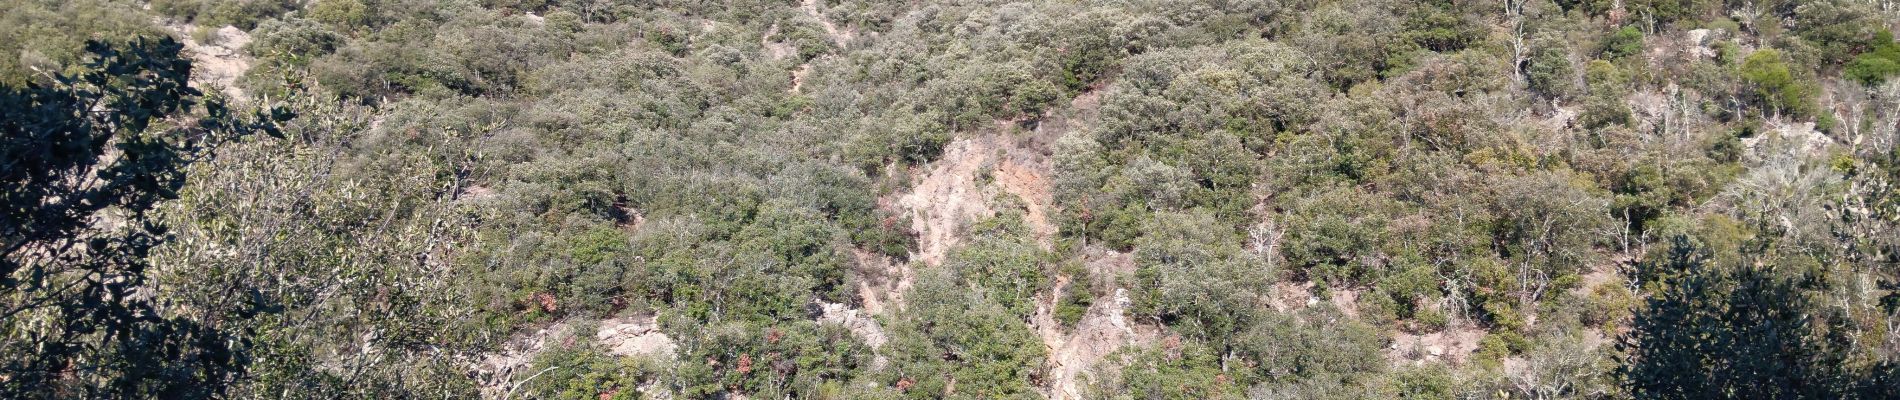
<box><xmin>151</xmin><ymin>0</ymin><xmax>299</xmax><ymax>29</ymax></box>
<box><xmin>1601</xmin><ymin>26</ymin><xmax>1645</xmax><ymax>59</ymax></box>
<box><xmin>1579</xmin><ymin>60</ymin><xmax>1633</xmax><ymax>128</ymax></box>
<box><xmin>309</xmin><ymin>0</ymin><xmax>374</xmax><ymax>31</ymax></box>
<box><xmin>881</xmin><ymin>269</ymin><xmax>1047</xmax><ymax>399</ymax></box>
<box><xmin>674</xmin><ymin>321</ymin><xmax>871</xmax><ymax>398</ymax></box>
<box><xmin>1388</xmin><ymin>365</ymin><xmax>1456</xmax><ymax>400</ymax></box>
<box><xmin>1094</xmin><ymin>343</ymin><xmax>1244</xmax><ymax>399</ymax></box>
<box><xmin>1739</xmin><ymin>49</ymin><xmax>1819</xmax><ymax>118</ymax></box>
<box><xmin>1131</xmin><ymin>211</ymin><xmax>1274</xmax><ymax>352</ymax></box>
<box><xmin>1526</xmin><ymin>35</ymin><xmax>1577</xmax><ymax>99</ymax></box>
<box><xmin>1238</xmin><ymin>309</ymin><xmax>1389</xmax><ymax>397</ymax></box>
<box><xmin>1054</xmin><ymin>284</ymin><xmax>1092</xmax><ymax>328</ymax></box>
<box><xmin>1403</xmin><ymin>6</ymin><xmax>1482</xmax><ymax>53</ymax></box>
<box><xmin>0</xmin><ymin>0</ymin><xmax>159</xmax><ymax>86</ymax></box>
<box><xmin>1489</xmin><ymin>172</ymin><xmax>1609</xmax><ymax>284</ymax></box>
<box><xmin>1282</xmin><ymin>187</ymin><xmax>1398</xmax><ymax>285</ymax></box>
<box><xmin>0</xmin><ymin>37</ymin><xmax>290</xmax><ymax>398</ymax></box>
<box><xmin>1622</xmin><ymin>238</ymin><xmax>1897</xmax><ymax>398</ymax></box>
<box><xmin>846</xmin><ymin>112</ymin><xmax>951</xmax><ymax>174</ymax></box>
<box><xmin>1845</xmin><ymin>30</ymin><xmax>1900</xmax><ymax>85</ymax></box>
<box><xmin>518</xmin><ymin>344</ymin><xmax>664</xmax><ymax>400</ymax></box>
<box><xmin>250</xmin><ymin>17</ymin><xmax>345</xmax><ymax>65</ymax></box>
<box><xmin>1790</xmin><ymin>0</ymin><xmax>1880</xmax><ymax>66</ymax></box>
<box><xmin>944</xmin><ymin>213</ymin><xmax>1049</xmax><ymax>317</ymax></box>
<box><xmin>1624</xmin><ymin>0</ymin><xmax>1720</xmax><ymax>27</ymax></box>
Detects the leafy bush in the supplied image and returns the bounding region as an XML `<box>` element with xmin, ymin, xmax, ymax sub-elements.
<box><xmin>1580</xmin><ymin>60</ymin><xmax>1632</xmax><ymax>128</ymax></box>
<box><xmin>1739</xmin><ymin>49</ymin><xmax>1819</xmax><ymax>118</ymax></box>
<box><xmin>1094</xmin><ymin>343</ymin><xmax>1244</xmax><ymax>399</ymax></box>
<box><xmin>1054</xmin><ymin>285</ymin><xmax>1092</xmax><ymax>328</ymax></box>
<box><xmin>1237</xmin><ymin>309</ymin><xmax>1389</xmax><ymax>396</ymax></box>
<box><xmin>1601</xmin><ymin>26</ymin><xmax>1644</xmax><ymax>59</ymax></box>
<box><xmin>1845</xmin><ymin>30</ymin><xmax>1900</xmax><ymax>85</ymax></box>
<box><xmin>1526</xmin><ymin>35</ymin><xmax>1577</xmax><ymax>99</ymax></box>
<box><xmin>249</xmin><ymin>17</ymin><xmax>344</xmax><ymax>64</ymax></box>
<box><xmin>943</xmin><ymin>213</ymin><xmax>1048</xmax><ymax>317</ymax></box>
<box><xmin>0</xmin><ymin>37</ymin><xmax>289</xmax><ymax>398</ymax></box>
<box><xmin>674</xmin><ymin>322</ymin><xmax>872</xmax><ymax>398</ymax></box>
<box><xmin>1790</xmin><ymin>0</ymin><xmax>1880</xmax><ymax>66</ymax></box>
<box><xmin>1131</xmin><ymin>211</ymin><xmax>1274</xmax><ymax>352</ymax></box>
<box><xmin>0</xmin><ymin>0</ymin><xmax>159</xmax><ymax>86</ymax></box>
<box><xmin>1622</xmin><ymin>238</ymin><xmax>1895</xmax><ymax>398</ymax></box>
<box><xmin>151</xmin><ymin>0</ymin><xmax>299</xmax><ymax>30</ymax></box>
<box><xmin>518</xmin><ymin>344</ymin><xmax>663</xmax><ymax>400</ymax></box>
<box><xmin>1403</xmin><ymin>7</ymin><xmax>1481</xmax><ymax>53</ymax></box>
<box><xmin>1281</xmin><ymin>187</ymin><xmax>1400</xmax><ymax>286</ymax></box>
<box><xmin>881</xmin><ymin>269</ymin><xmax>1047</xmax><ymax>399</ymax></box>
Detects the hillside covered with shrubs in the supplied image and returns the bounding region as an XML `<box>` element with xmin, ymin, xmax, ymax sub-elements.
<box><xmin>5</xmin><ymin>0</ymin><xmax>1900</xmax><ymax>398</ymax></box>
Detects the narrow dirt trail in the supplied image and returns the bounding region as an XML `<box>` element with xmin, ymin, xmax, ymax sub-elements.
<box><xmin>790</xmin><ymin>63</ymin><xmax>814</xmax><ymax>94</ymax></box>
<box><xmin>896</xmin><ymin>87</ymin><xmax>1101</xmax><ymax>265</ymax></box>
<box><xmin>782</xmin><ymin>0</ymin><xmax>850</xmax><ymax>94</ymax></box>
<box><xmin>161</xmin><ymin>21</ymin><xmax>252</xmax><ymax>100</ymax></box>
<box><xmin>897</xmin><ymin>134</ymin><xmax>1004</xmax><ymax>267</ymax></box>
<box><xmin>472</xmin><ymin>315</ymin><xmax>675</xmax><ymax>398</ymax></box>
<box><xmin>801</xmin><ymin>0</ymin><xmax>854</xmax><ymax>46</ymax></box>
<box><xmin>1031</xmin><ymin>249</ymin><xmax>1157</xmax><ymax>400</ymax></box>
<box><xmin>851</xmin><ymin>248</ymin><xmax>908</xmax><ymax>315</ymax></box>
<box><xmin>993</xmin><ymin>146</ymin><xmax>1057</xmax><ymax>246</ymax></box>
<box><xmin>818</xmin><ymin>301</ymin><xmax>892</xmax><ymax>368</ymax></box>
<box><xmin>883</xmin><ymin>85</ymin><xmax>1143</xmax><ymax>398</ymax></box>
<box><xmin>761</xmin><ymin>24</ymin><xmax>795</xmax><ymax>60</ymax></box>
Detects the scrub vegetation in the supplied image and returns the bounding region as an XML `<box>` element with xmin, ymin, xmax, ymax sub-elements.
<box><xmin>5</xmin><ymin>0</ymin><xmax>1900</xmax><ymax>398</ymax></box>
